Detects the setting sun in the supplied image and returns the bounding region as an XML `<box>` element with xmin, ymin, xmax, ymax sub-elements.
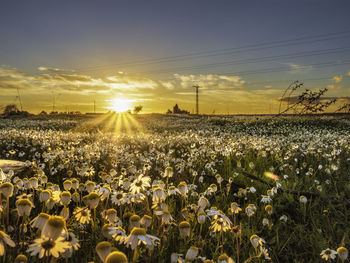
<box><xmin>110</xmin><ymin>98</ymin><xmax>132</xmax><ymax>113</ymax></box>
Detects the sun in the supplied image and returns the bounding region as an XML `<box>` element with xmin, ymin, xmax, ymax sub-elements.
<box><xmin>110</xmin><ymin>98</ymin><xmax>132</xmax><ymax>113</ymax></box>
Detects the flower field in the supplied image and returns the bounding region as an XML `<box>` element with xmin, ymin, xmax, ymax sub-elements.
<box><xmin>0</xmin><ymin>114</ymin><xmax>349</xmax><ymax>262</ymax></box>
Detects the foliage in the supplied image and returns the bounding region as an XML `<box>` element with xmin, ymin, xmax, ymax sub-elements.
<box><xmin>0</xmin><ymin>115</ymin><xmax>349</xmax><ymax>262</ymax></box>
<box><xmin>278</xmin><ymin>81</ymin><xmax>337</xmax><ymax>115</ymax></box>
<box><xmin>133</xmin><ymin>105</ymin><xmax>143</xmax><ymax>114</ymax></box>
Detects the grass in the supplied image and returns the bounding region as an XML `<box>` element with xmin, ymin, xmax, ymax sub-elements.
<box><xmin>0</xmin><ymin>114</ymin><xmax>349</xmax><ymax>262</ymax></box>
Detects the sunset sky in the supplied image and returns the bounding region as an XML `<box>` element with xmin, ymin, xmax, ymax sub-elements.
<box><xmin>1</xmin><ymin>0</ymin><xmax>350</xmax><ymax>114</ymax></box>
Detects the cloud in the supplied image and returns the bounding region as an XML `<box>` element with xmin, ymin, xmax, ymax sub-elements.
<box><xmin>173</xmin><ymin>73</ymin><xmax>245</xmax><ymax>90</ymax></box>
<box><xmin>287</xmin><ymin>63</ymin><xmax>313</xmax><ymax>72</ymax></box>
<box><xmin>333</xmin><ymin>75</ymin><xmax>343</xmax><ymax>83</ymax></box>
<box><xmin>0</xmin><ymin>66</ymin><xmax>159</xmax><ymax>94</ymax></box>
<box><xmin>160</xmin><ymin>81</ymin><xmax>175</xmax><ymax>90</ymax></box>
<box><xmin>38</xmin><ymin>66</ymin><xmax>65</xmax><ymax>73</ymax></box>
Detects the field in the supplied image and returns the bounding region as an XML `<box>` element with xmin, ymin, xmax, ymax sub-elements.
<box><xmin>0</xmin><ymin>114</ymin><xmax>349</xmax><ymax>262</ymax></box>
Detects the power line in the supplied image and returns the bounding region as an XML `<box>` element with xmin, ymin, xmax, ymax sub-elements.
<box><xmin>158</xmin><ymin>59</ymin><xmax>350</xmax><ymax>83</ymax></box>
<box><xmin>132</xmin><ymin>46</ymin><xmax>350</xmax><ymax>76</ymax></box>
<box><xmin>73</xmin><ymin>30</ymin><xmax>350</xmax><ymax>72</ymax></box>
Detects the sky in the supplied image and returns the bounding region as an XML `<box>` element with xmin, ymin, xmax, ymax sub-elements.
<box><xmin>1</xmin><ymin>0</ymin><xmax>350</xmax><ymax>114</ymax></box>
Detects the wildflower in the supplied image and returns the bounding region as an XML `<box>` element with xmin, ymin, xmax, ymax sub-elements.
<box><xmin>85</xmin><ymin>181</ymin><xmax>96</xmax><ymax>193</ymax></box>
<box><xmin>229</xmin><ymin>202</ymin><xmax>242</xmax><ymax>214</ymax></box>
<box><xmin>129</xmin><ymin>214</ymin><xmax>141</xmax><ymax>230</ymax></box>
<box><xmin>63</xmin><ymin>180</ymin><xmax>72</xmax><ymax>191</ymax></box>
<box><xmin>124</xmin><ymin>227</ymin><xmax>160</xmax><ymax>250</ymax></box>
<box><xmin>198</xmin><ymin>197</ymin><xmax>210</xmax><ymax>210</ymax></box>
<box><xmin>16</xmin><ymin>198</ymin><xmax>34</xmax><ymax>217</ymax></box>
<box><xmin>209</xmin><ymin>184</ymin><xmax>218</xmax><ymax>193</ymax></box>
<box><xmin>71</xmin><ymin>178</ymin><xmax>79</xmax><ymax>190</ymax></box>
<box><xmin>14</xmin><ymin>254</ymin><xmax>28</xmax><ymax>263</ymax></box>
<box><xmin>337</xmin><ymin>247</ymin><xmax>348</xmax><ymax>261</ymax></box>
<box><xmin>42</xmin><ymin>216</ymin><xmax>66</xmax><ymax>240</ymax></box>
<box><xmin>279</xmin><ymin>215</ymin><xmax>288</xmax><ymax>222</ymax></box>
<box><xmin>260</xmin><ymin>246</ymin><xmax>271</xmax><ymax>260</ymax></box>
<box><xmin>210</xmin><ymin>217</ymin><xmax>232</xmax><ymax>233</ymax></box>
<box><xmin>96</xmin><ymin>241</ymin><xmax>112</xmax><ymax>262</ymax></box>
<box><xmin>215</xmin><ymin>174</ymin><xmax>223</xmax><ymax>184</ymax></box>
<box><xmin>111</xmin><ymin>191</ymin><xmax>124</xmax><ymax>206</ymax></box>
<box><xmin>99</xmin><ymin>185</ymin><xmax>111</xmax><ymax>201</ymax></box>
<box><xmin>72</xmin><ymin>192</ymin><xmax>80</xmax><ymax>203</ymax></box>
<box><xmin>29</xmin><ymin>177</ymin><xmax>39</xmax><ymax>189</ymax></box>
<box><xmin>171</xmin><ymin>253</ymin><xmax>184</xmax><ymax>263</ymax></box>
<box><xmin>164</xmin><ymin>167</ymin><xmax>174</xmax><ymax>178</ymax></box>
<box><xmin>179</xmin><ymin>221</ymin><xmax>191</xmax><ymax>238</ymax></box>
<box><xmin>0</xmin><ymin>231</ymin><xmax>15</xmax><ymax>256</ymax></box>
<box><xmin>111</xmin><ymin>227</ymin><xmax>127</xmax><ymax>244</ymax></box>
<box><xmin>30</xmin><ymin>213</ymin><xmax>50</xmax><ymax>230</ymax></box>
<box><xmin>140</xmin><ymin>215</ymin><xmax>152</xmax><ymax>229</ymax></box>
<box><xmin>231</xmin><ymin>225</ymin><xmax>241</xmax><ymax>237</ymax></box>
<box><xmin>245</xmin><ymin>204</ymin><xmax>256</xmax><ymax>217</ymax></box>
<box><xmin>265</xmin><ymin>205</ymin><xmax>273</xmax><ymax>215</ymax></box>
<box><xmin>162</xmin><ymin>210</ymin><xmax>174</xmax><ymax>224</ymax></box>
<box><xmin>218</xmin><ymin>253</ymin><xmax>234</xmax><ymax>263</ymax></box>
<box><xmin>103</xmin><ymin>208</ymin><xmax>118</xmax><ymax>224</ymax></box>
<box><xmin>262</xmin><ymin>218</ymin><xmax>269</xmax><ymax>226</ymax></box>
<box><xmin>83</xmin><ymin>192</ymin><xmax>100</xmax><ymax>209</ymax></box>
<box><xmin>299</xmin><ymin>195</ymin><xmax>307</xmax><ymax>204</ymax></box>
<box><xmin>261</xmin><ymin>195</ymin><xmax>272</xmax><ymax>203</ymax></box>
<box><xmin>74</xmin><ymin>207</ymin><xmax>91</xmax><ymax>224</ymax></box>
<box><xmin>237</xmin><ymin>188</ymin><xmax>247</xmax><ymax>198</ymax></box>
<box><xmin>249</xmin><ymin>186</ymin><xmax>256</xmax><ymax>193</ymax></box>
<box><xmin>27</xmin><ymin>236</ymin><xmax>70</xmax><ymax>259</ymax></box>
<box><xmin>320</xmin><ymin>248</ymin><xmax>337</xmax><ymax>261</ymax></box>
<box><xmin>0</xmin><ymin>182</ymin><xmax>14</xmax><ymax>198</ymax></box>
<box><xmin>105</xmin><ymin>251</ymin><xmax>128</xmax><ymax>263</ymax></box>
<box><xmin>61</xmin><ymin>232</ymin><xmax>80</xmax><ymax>259</ymax></box>
<box><xmin>102</xmin><ymin>224</ymin><xmax>116</xmax><ymax>239</ymax></box>
<box><xmin>152</xmin><ymin>187</ymin><xmax>166</xmax><ymax>203</ymax></box>
<box><xmin>60</xmin><ymin>191</ymin><xmax>71</xmax><ymax>206</ymax></box>
<box><xmin>39</xmin><ymin>190</ymin><xmax>51</xmax><ymax>202</ymax></box>
<box><xmin>129</xmin><ymin>174</ymin><xmax>151</xmax><ymax>194</ymax></box>
<box><xmin>45</xmin><ymin>197</ymin><xmax>57</xmax><ymax>210</ymax></box>
<box><xmin>197</xmin><ymin>211</ymin><xmax>206</xmax><ymax>225</ymax></box>
<box><xmin>250</xmin><ymin>234</ymin><xmax>265</xmax><ymax>248</ymax></box>
<box><xmin>185</xmin><ymin>246</ymin><xmax>199</xmax><ymax>261</ymax></box>
<box><xmin>168</xmin><ymin>186</ymin><xmax>180</xmax><ymax>196</ymax></box>
<box><xmin>178</xmin><ymin>182</ymin><xmax>188</xmax><ymax>196</ymax></box>
<box><xmin>181</xmin><ymin>208</ymin><xmax>189</xmax><ymax>220</ymax></box>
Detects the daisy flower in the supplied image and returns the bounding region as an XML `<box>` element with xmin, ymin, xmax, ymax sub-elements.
<box><xmin>105</xmin><ymin>251</ymin><xmax>128</xmax><ymax>263</ymax></box>
<box><xmin>320</xmin><ymin>248</ymin><xmax>337</xmax><ymax>261</ymax></box>
<box><xmin>27</xmin><ymin>236</ymin><xmax>70</xmax><ymax>259</ymax></box>
<box><xmin>0</xmin><ymin>231</ymin><xmax>15</xmax><ymax>256</ymax></box>
<box><xmin>337</xmin><ymin>247</ymin><xmax>348</xmax><ymax>261</ymax></box>
<box><xmin>123</xmin><ymin>227</ymin><xmax>160</xmax><ymax>251</ymax></box>
<box><xmin>250</xmin><ymin>234</ymin><xmax>265</xmax><ymax>249</ymax></box>
<box><xmin>129</xmin><ymin>174</ymin><xmax>151</xmax><ymax>194</ymax></box>
<box><xmin>74</xmin><ymin>207</ymin><xmax>91</xmax><ymax>225</ymax></box>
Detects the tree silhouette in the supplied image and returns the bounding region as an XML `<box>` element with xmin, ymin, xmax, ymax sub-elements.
<box><xmin>3</xmin><ymin>104</ymin><xmax>19</xmax><ymax>116</ymax></box>
<box><xmin>133</xmin><ymin>105</ymin><xmax>143</xmax><ymax>114</ymax></box>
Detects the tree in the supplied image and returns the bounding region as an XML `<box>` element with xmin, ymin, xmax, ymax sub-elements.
<box><xmin>133</xmin><ymin>105</ymin><xmax>143</xmax><ymax>114</ymax></box>
<box><xmin>3</xmin><ymin>104</ymin><xmax>19</xmax><ymax>116</ymax></box>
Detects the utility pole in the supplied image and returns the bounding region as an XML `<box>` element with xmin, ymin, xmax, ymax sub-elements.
<box><xmin>94</xmin><ymin>99</ymin><xmax>96</xmax><ymax>114</ymax></box>
<box><xmin>16</xmin><ymin>87</ymin><xmax>23</xmax><ymax>111</ymax></box>
<box><xmin>193</xmin><ymin>85</ymin><xmax>199</xmax><ymax>115</ymax></box>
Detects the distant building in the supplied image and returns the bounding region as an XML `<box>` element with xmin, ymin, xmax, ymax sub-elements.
<box><xmin>167</xmin><ymin>104</ymin><xmax>190</xmax><ymax>114</ymax></box>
